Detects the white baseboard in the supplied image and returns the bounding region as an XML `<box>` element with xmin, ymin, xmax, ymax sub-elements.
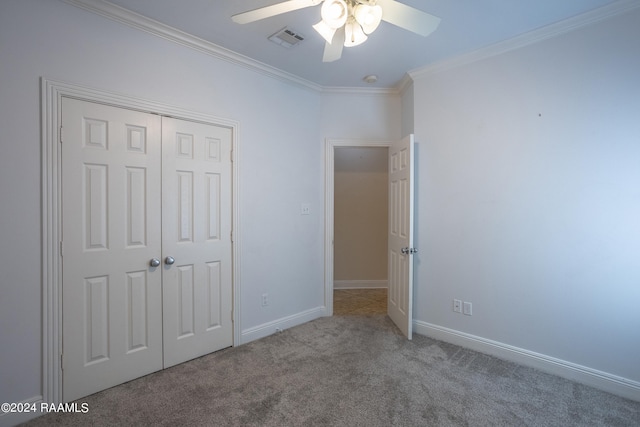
<box><xmin>333</xmin><ymin>280</ymin><xmax>388</xmax><ymax>289</ymax></box>
<box><xmin>413</xmin><ymin>320</ymin><xmax>640</xmax><ymax>402</ymax></box>
<box><xmin>0</xmin><ymin>395</ymin><xmax>43</xmax><ymax>427</ymax></box>
<box><xmin>240</xmin><ymin>306</ymin><xmax>326</xmax><ymax>344</ymax></box>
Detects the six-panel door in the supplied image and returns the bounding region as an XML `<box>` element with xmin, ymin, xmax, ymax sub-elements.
<box><xmin>62</xmin><ymin>99</ymin><xmax>164</xmax><ymax>401</ymax></box>
<box><xmin>161</xmin><ymin>117</ymin><xmax>233</xmax><ymax>368</ymax></box>
<box><xmin>387</xmin><ymin>134</ymin><xmax>415</xmax><ymax>339</ymax></box>
<box><xmin>62</xmin><ymin>98</ymin><xmax>233</xmax><ymax>401</ymax></box>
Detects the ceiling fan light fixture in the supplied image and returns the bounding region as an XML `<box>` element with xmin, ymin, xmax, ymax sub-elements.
<box><xmin>232</xmin><ymin>0</ymin><xmax>442</xmax><ymax>63</ymax></box>
<box><xmin>320</xmin><ymin>0</ymin><xmax>348</xmax><ymax>29</ymax></box>
<box><xmin>313</xmin><ymin>20</ymin><xmax>337</xmax><ymax>43</ymax></box>
<box><xmin>343</xmin><ymin>19</ymin><xmax>367</xmax><ymax>47</ymax></box>
<box><xmin>353</xmin><ymin>4</ymin><xmax>382</xmax><ymax>34</ymax></box>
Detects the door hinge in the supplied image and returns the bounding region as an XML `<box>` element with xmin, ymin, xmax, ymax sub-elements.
<box><xmin>230</xmin><ymin>230</ymin><xmax>233</xmax><ymax>243</ymax></box>
<box><xmin>60</xmin><ymin>241</ymin><xmax>64</xmax><ymax>256</ymax></box>
<box><xmin>60</xmin><ymin>354</ymin><xmax>64</xmax><ymax>371</ymax></box>
<box><xmin>230</xmin><ymin>149</ymin><xmax>233</xmax><ymax>162</ymax></box>
<box><xmin>59</xmin><ymin>126</ymin><xmax>64</xmax><ymax>143</ymax></box>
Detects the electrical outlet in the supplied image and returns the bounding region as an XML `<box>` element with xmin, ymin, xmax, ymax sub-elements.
<box><xmin>453</xmin><ymin>299</ymin><xmax>462</xmax><ymax>313</ymax></box>
<box><xmin>463</xmin><ymin>301</ymin><xmax>472</xmax><ymax>316</ymax></box>
<box><xmin>261</xmin><ymin>293</ymin><xmax>269</xmax><ymax>307</ymax></box>
<box><xmin>301</xmin><ymin>203</ymin><xmax>310</xmax><ymax>215</ymax></box>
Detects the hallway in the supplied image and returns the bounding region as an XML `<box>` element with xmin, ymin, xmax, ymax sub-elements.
<box><xmin>333</xmin><ymin>289</ymin><xmax>387</xmax><ymax>315</ymax></box>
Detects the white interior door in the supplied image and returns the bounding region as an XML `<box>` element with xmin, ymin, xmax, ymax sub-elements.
<box><xmin>62</xmin><ymin>100</ymin><xmax>234</xmax><ymax>401</ymax></box>
<box><xmin>387</xmin><ymin>134</ymin><xmax>415</xmax><ymax>339</ymax></box>
<box><xmin>62</xmin><ymin>98</ymin><xmax>164</xmax><ymax>401</ymax></box>
<box><xmin>161</xmin><ymin>117</ymin><xmax>233</xmax><ymax>368</ymax></box>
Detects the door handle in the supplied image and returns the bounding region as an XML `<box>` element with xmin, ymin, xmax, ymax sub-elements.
<box><xmin>400</xmin><ymin>247</ymin><xmax>418</xmax><ymax>255</ymax></box>
<box><xmin>165</xmin><ymin>256</ymin><xmax>175</xmax><ymax>265</ymax></box>
<box><xmin>149</xmin><ymin>258</ymin><xmax>161</xmax><ymax>267</ymax></box>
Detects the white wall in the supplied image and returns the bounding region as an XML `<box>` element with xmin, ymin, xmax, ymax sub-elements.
<box><xmin>320</xmin><ymin>91</ymin><xmax>401</xmax><ymax>141</ymax></box>
<box><xmin>400</xmin><ymin>81</ymin><xmax>414</xmax><ymax>138</ymax></box>
<box><xmin>0</xmin><ymin>0</ymin><xmax>329</xmax><ymax>414</ymax></box>
<box><xmin>411</xmin><ymin>7</ymin><xmax>640</xmax><ymax>394</ymax></box>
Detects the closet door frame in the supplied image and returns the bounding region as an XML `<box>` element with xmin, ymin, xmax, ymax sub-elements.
<box><xmin>41</xmin><ymin>78</ymin><xmax>241</xmax><ymax>405</ymax></box>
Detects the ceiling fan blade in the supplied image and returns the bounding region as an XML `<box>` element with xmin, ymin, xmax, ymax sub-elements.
<box><xmin>377</xmin><ymin>0</ymin><xmax>441</xmax><ymax>37</ymax></box>
<box><xmin>322</xmin><ymin>26</ymin><xmax>345</xmax><ymax>62</ymax></box>
<box><xmin>232</xmin><ymin>0</ymin><xmax>323</xmax><ymax>24</ymax></box>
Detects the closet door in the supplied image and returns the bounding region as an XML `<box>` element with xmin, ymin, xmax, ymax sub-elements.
<box><xmin>161</xmin><ymin>117</ymin><xmax>233</xmax><ymax>367</ymax></box>
<box><xmin>62</xmin><ymin>98</ymin><xmax>163</xmax><ymax>402</ymax></box>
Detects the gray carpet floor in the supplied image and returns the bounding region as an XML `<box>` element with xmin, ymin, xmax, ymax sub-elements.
<box><xmin>24</xmin><ymin>315</ymin><xmax>640</xmax><ymax>426</ymax></box>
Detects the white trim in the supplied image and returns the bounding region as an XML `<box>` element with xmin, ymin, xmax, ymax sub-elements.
<box><xmin>414</xmin><ymin>320</ymin><xmax>640</xmax><ymax>402</ymax></box>
<box><xmin>60</xmin><ymin>0</ymin><xmax>397</xmax><ymax>95</ymax></box>
<box><xmin>240</xmin><ymin>307</ymin><xmax>326</xmax><ymax>344</ymax></box>
<box><xmin>62</xmin><ymin>0</ymin><xmax>323</xmax><ymax>93</ymax></box>
<box><xmin>324</xmin><ymin>139</ymin><xmax>392</xmax><ymax>317</ymax></box>
<box><xmin>333</xmin><ymin>280</ymin><xmax>388</xmax><ymax>289</ymax></box>
<box><xmin>41</xmin><ymin>78</ymin><xmax>242</xmax><ymax>405</ymax></box>
<box><xmin>0</xmin><ymin>395</ymin><xmax>43</xmax><ymax>426</ymax></box>
<box><xmin>396</xmin><ymin>74</ymin><xmax>414</xmax><ymax>97</ymax></box>
<box><xmin>62</xmin><ymin>0</ymin><xmax>640</xmax><ymax>94</ymax></box>
<box><xmin>409</xmin><ymin>0</ymin><xmax>640</xmax><ymax>80</ymax></box>
<box><xmin>321</xmin><ymin>86</ymin><xmax>400</xmax><ymax>96</ymax></box>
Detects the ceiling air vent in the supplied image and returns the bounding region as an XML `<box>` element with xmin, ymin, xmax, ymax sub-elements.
<box><xmin>268</xmin><ymin>27</ymin><xmax>305</xmax><ymax>48</ymax></box>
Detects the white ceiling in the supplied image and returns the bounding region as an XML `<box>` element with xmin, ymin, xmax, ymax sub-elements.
<box><xmin>101</xmin><ymin>0</ymin><xmax>620</xmax><ymax>89</ymax></box>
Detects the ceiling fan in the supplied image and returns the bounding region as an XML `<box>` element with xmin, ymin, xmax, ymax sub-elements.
<box><xmin>232</xmin><ymin>0</ymin><xmax>441</xmax><ymax>62</ymax></box>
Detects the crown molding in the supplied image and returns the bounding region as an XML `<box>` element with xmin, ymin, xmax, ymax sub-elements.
<box><xmin>409</xmin><ymin>0</ymin><xmax>640</xmax><ymax>81</ymax></box>
<box><xmin>63</xmin><ymin>0</ymin><xmax>400</xmax><ymax>96</ymax></box>
<box><xmin>62</xmin><ymin>0</ymin><xmax>324</xmax><ymax>92</ymax></box>
<box><xmin>63</xmin><ymin>0</ymin><xmax>638</xmax><ymax>95</ymax></box>
<box><xmin>321</xmin><ymin>86</ymin><xmax>399</xmax><ymax>96</ymax></box>
<box><xmin>396</xmin><ymin>74</ymin><xmax>414</xmax><ymax>96</ymax></box>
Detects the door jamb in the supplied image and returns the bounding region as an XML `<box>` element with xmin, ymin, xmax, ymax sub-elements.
<box><xmin>41</xmin><ymin>78</ymin><xmax>241</xmax><ymax>404</ymax></box>
<box><xmin>323</xmin><ymin>138</ymin><xmax>392</xmax><ymax>316</ymax></box>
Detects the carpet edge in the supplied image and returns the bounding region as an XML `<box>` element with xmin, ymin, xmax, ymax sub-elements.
<box><xmin>414</xmin><ymin>320</ymin><xmax>640</xmax><ymax>402</ymax></box>
<box><xmin>240</xmin><ymin>306</ymin><xmax>326</xmax><ymax>344</ymax></box>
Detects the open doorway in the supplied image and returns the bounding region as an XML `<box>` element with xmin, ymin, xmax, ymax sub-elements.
<box><xmin>334</xmin><ymin>147</ymin><xmax>389</xmax><ymax>314</ymax></box>
<box><xmin>324</xmin><ymin>139</ymin><xmax>392</xmax><ymax>316</ymax></box>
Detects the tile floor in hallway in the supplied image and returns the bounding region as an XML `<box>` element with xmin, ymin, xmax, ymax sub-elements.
<box><xmin>333</xmin><ymin>288</ymin><xmax>387</xmax><ymax>315</ymax></box>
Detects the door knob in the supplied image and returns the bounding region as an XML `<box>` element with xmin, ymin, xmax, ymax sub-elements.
<box><xmin>149</xmin><ymin>258</ymin><xmax>161</xmax><ymax>267</ymax></box>
<box><xmin>165</xmin><ymin>256</ymin><xmax>175</xmax><ymax>265</ymax></box>
<box><xmin>401</xmin><ymin>247</ymin><xmax>409</xmax><ymax>254</ymax></box>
